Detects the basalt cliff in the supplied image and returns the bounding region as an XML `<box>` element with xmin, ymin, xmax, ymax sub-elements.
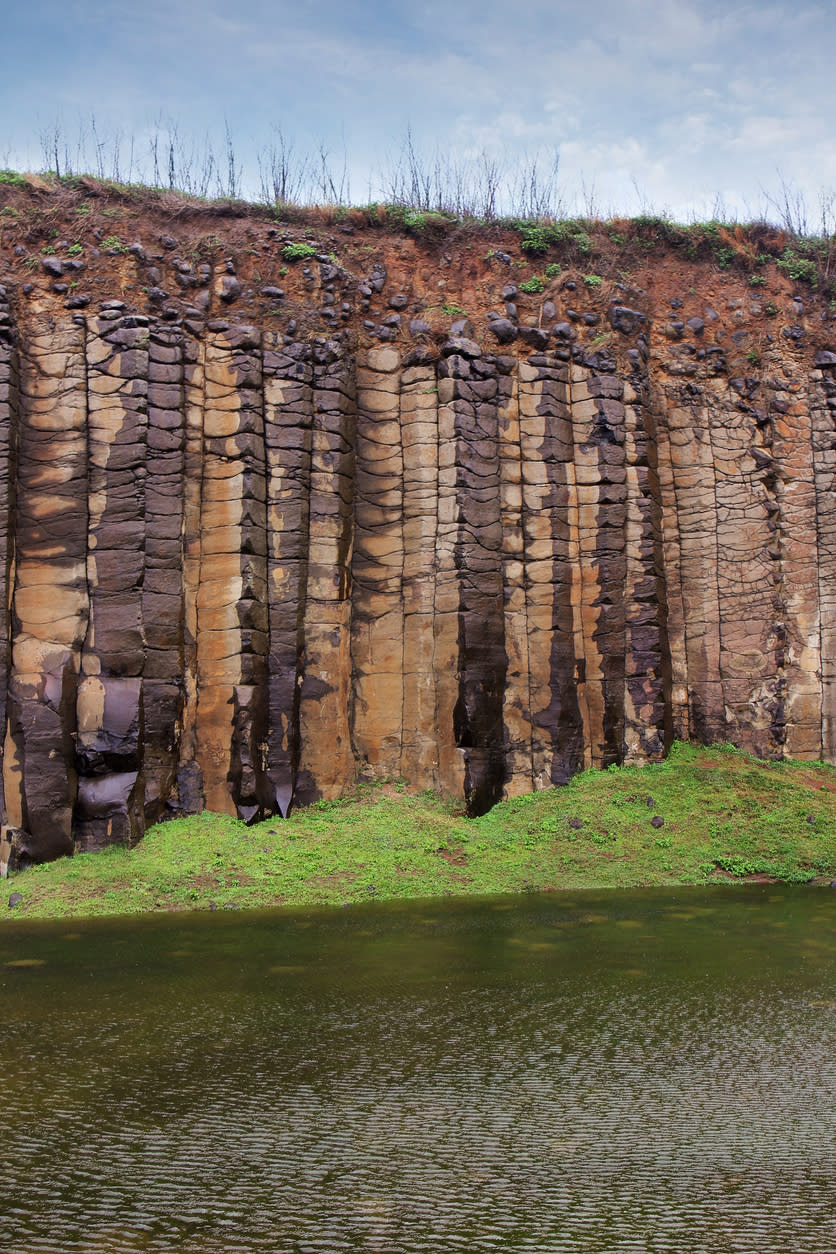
<box><xmin>1</xmin><ymin>181</ymin><xmax>835</xmax><ymax>867</ymax></box>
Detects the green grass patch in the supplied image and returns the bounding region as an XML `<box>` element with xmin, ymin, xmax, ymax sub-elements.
<box><xmin>5</xmin><ymin>742</ymin><xmax>836</xmax><ymax>920</ymax></box>
<box><xmin>280</xmin><ymin>242</ymin><xmax>317</xmax><ymax>261</ymax></box>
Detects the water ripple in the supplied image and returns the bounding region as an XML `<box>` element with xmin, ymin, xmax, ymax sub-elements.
<box><xmin>0</xmin><ymin>888</ymin><xmax>834</xmax><ymax>1252</ymax></box>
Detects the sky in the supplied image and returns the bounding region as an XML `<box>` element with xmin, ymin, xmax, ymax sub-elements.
<box><xmin>1</xmin><ymin>0</ymin><xmax>833</xmax><ymax>223</ymax></box>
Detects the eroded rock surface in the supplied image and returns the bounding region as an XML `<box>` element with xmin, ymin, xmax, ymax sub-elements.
<box><xmin>1</xmin><ymin>207</ymin><xmax>835</xmax><ymax>862</ymax></box>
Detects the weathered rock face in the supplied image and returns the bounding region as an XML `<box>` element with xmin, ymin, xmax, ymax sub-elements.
<box><xmin>1</xmin><ymin>201</ymin><xmax>835</xmax><ymax>862</ymax></box>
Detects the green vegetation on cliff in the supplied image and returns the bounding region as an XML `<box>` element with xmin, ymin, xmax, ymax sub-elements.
<box><xmin>3</xmin><ymin>168</ymin><xmax>836</xmax><ymax>293</ymax></box>
<box><xmin>4</xmin><ymin>743</ymin><xmax>835</xmax><ymax>920</ymax></box>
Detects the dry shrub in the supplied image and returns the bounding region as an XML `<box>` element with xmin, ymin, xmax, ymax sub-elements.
<box><xmin>746</xmin><ymin>220</ymin><xmax>789</xmax><ymax>255</ymax></box>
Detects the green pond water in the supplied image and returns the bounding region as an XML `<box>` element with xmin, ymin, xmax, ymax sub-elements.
<box><xmin>0</xmin><ymin>887</ymin><xmax>834</xmax><ymax>1253</ymax></box>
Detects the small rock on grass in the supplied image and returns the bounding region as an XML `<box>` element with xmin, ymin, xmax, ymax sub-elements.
<box><xmin>651</xmin><ymin>816</ymin><xmax>665</xmax><ymax>829</ymax></box>
<box><xmin>8</xmin><ymin>892</ymin><xmax>23</xmax><ymax>908</ymax></box>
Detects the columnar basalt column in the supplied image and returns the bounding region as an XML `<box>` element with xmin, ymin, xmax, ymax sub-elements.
<box><xmin>651</xmin><ymin>375</ymin><xmax>689</xmax><ymax>745</ymax></box>
<box><xmin>196</xmin><ymin>325</ymin><xmax>270</xmax><ymax>820</ymax></box>
<box><xmin>6</xmin><ymin>313</ymin><xmax>89</xmax><ymax>860</ymax></box>
<box><xmin>656</xmin><ymin>375</ymin><xmax>725</xmax><ymax>742</ymax></box>
<box><xmin>75</xmin><ymin>310</ymin><xmax>148</xmax><ymax>850</ymax></box>
<box><xmin>295</xmin><ymin>336</ymin><xmax>356</xmax><ymax>803</ymax></box>
<box><xmin>574</xmin><ymin>357</ymin><xmax>630</xmax><ymax>766</ymax></box>
<box><xmin>567</xmin><ymin>361</ymin><xmax>610</xmax><ymax>767</ymax></box>
<box><xmin>0</xmin><ymin>288</ymin><xmax>17</xmax><ymax>830</ymax></box>
<box><xmin>352</xmin><ymin>346</ymin><xmax>405</xmax><ymax>777</ymax></box>
<box><xmin>766</xmin><ymin>369</ymin><xmax>822</xmax><ymax>759</ymax></box>
<box><xmin>622</xmin><ymin>361</ymin><xmax>670</xmax><ymax>762</ymax></box>
<box><xmin>225</xmin><ymin>325</ymin><xmax>270</xmax><ymax>822</ymax></box>
<box><xmin>434</xmin><ymin>354</ymin><xmax>467</xmax><ymax>801</ymax></box>
<box><xmin>262</xmin><ymin>332</ymin><xmax>313</xmax><ymax>815</ymax></box>
<box><xmin>702</xmin><ymin>374</ymin><xmax>779</xmax><ymax>756</ymax></box>
<box><xmin>812</xmin><ymin>354</ymin><xmax>836</xmax><ymax>760</ymax></box>
<box><xmin>400</xmin><ymin>355</ymin><xmax>441</xmax><ymax>785</ymax></box>
<box><xmin>178</xmin><ymin>321</ymin><xmax>206</xmax><ymax>812</ymax></box>
<box><xmin>518</xmin><ymin>354</ymin><xmax>584</xmax><ymax>788</ymax></box>
<box><xmin>143</xmin><ymin>321</ymin><xmax>186</xmax><ymax>821</ymax></box>
<box><xmin>440</xmin><ymin>342</ymin><xmax>506</xmax><ymax>815</ymax></box>
<box><xmin>497</xmin><ymin>352</ymin><xmax>531</xmax><ymax>796</ymax></box>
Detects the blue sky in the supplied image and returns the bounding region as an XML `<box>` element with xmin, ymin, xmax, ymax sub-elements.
<box><xmin>1</xmin><ymin>0</ymin><xmax>833</xmax><ymax>221</ymax></box>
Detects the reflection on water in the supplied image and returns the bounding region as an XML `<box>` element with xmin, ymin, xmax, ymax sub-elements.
<box><xmin>0</xmin><ymin>887</ymin><xmax>834</xmax><ymax>1253</ymax></box>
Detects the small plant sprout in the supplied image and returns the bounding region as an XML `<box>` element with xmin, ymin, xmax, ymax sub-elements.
<box><xmin>281</xmin><ymin>242</ymin><xmax>317</xmax><ymax>261</ymax></box>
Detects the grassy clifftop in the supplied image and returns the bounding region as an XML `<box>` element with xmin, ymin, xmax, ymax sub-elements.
<box><xmin>3</xmin><ymin>742</ymin><xmax>835</xmax><ymax>920</ymax></box>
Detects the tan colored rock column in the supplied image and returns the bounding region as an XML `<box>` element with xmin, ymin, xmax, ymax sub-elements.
<box><xmin>567</xmin><ymin>363</ymin><xmax>608</xmax><ymax>767</ymax></box>
<box><xmin>75</xmin><ymin>311</ymin><xmax>148</xmax><ymax>850</ymax></box>
<box><xmin>400</xmin><ymin>357</ymin><xmax>440</xmax><ymax>785</ymax></box>
<box><xmin>262</xmin><ymin>334</ymin><xmax>313</xmax><ymax>815</ymax></box>
<box><xmin>178</xmin><ymin>322</ymin><xmax>206</xmax><ymax>811</ymax></box>
<box><xmin>658</xmin><ymin>381</ymin><xmax>724</xmax><ymax>741</ymax></box>
<box><xmin>0</xmin><ymin>288</ymin><xmax>18</xmax><ymax>830</ymax></box>
<box><xmin>7</xmin><ymin>313</ymin><xmax>89</xmax><ymax>860</ymax></box>
<box><xmin>651</xmin><ymin>379</ymin><xmax>690</xmax><ymax>742</ymax></box>
<box><xmin>195</xmin><ymin>325</ymin><xmax>240</xmax><ymax>817</ymax></box>
<box><xmin>435</xmin><ymin>357</ymin><xmax>467</xmax><ymax>801</ymax></box>
<box><xmin>623</xmin><ymin>368</ymin><xmax>670</xmax><ymax>762</ymax></box>
<box><xmin>706</xmin><ymin>376</ymin><xmax>780</xmax><ymax>756</ymax></box>
<box><xmin>812</xmin><ymin>355</ymin><xmax>836</xmax><ymax>760</ymax></box>
<box><xmin>197</xmin><ymin>325</ymin><xmax>269</xmax><ymax>820</ymax></box>
<box><xmin>497</xmin><ymin>354</ymin><xmax>531</xmax><ymax>796</ymax></box>
<box><xmin>295</xmin><ymin>337</ymin><xmax>356</xmax><ymax>803</ymax></box>
<box><xmin>438</xmin><ymin>344</ymin><xmax>506</xmax><ymax>814</ymax></box>
<box><xmin>352</xmin><ymin>346</ymin><xmax>404</xmax><ymax>778</ymax></box>
<box><xmin>580</xmin><ymin>365</ymin><xmax>629</xmax><ymax>766</ymax></box>
<box><xmin>519</xmin><ymin>354</ymin><xmax>584</xmax><ymax>787</ymax></box>
<box><xmin>143</xmin><ymin>322</ymin><xmax>186</xmax><ymax>820</ymax></box>
<box><xmin>765</xmin><ymin>373</ymin><xmax>822</xmax><ymax>759</ymax></box>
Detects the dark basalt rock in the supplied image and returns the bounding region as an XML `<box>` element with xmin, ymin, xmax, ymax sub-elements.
<box><xmin>219</xmin><ymin>276</ymin><xmax>242</xmax><ymax>303</ymax></box>
<box><xmin>441</xmin><ymin>336</ymin><xmax>481</xmax><ymax>358</ymax></box>
<box><xmin>609</xmin><ymin>305</ymin><xmax>646</xmax><ymax>336</ymax></box>
<box><xmin>487</xmin><ymin>318</ymin><xmax>517</xmax><ymax>344</ymax></box>
<box><xmin>518</xmin><ymin>326</ymin><xmax>550</xmax><ymax>350</ymax></box>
